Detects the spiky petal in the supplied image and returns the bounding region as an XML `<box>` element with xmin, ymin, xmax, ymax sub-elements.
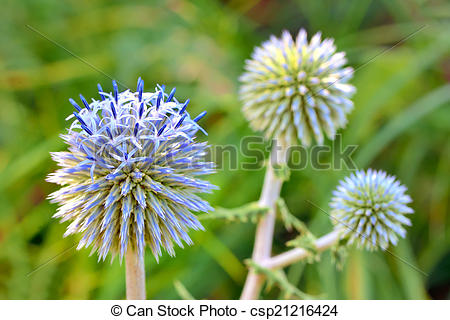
<box><xmin>239</xmin><ymin>29</ymin><xmax>355</xmax><ymax>146</ymax></box>
<box><xmin>329</xmin><ymin>169</ymin><xmax>413</xmax><ymax>251</ymax></box>
<box><xmin>47</xmin><ymin>79</ymin><xmax>216</xmax><ymax>261</ymax></box>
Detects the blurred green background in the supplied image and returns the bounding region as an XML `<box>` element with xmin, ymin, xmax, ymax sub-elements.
<box><xmin>0</xmin><ymin>0</ymin><xmax>449</xmax><ymax>299</ymax></box>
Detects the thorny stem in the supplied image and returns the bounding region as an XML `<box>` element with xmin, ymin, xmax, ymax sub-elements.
<box><xmin>125</xmin><ymin>248</ymin><xmax>146</xmax><ymax>300</ymax></box>
<box><xmin>240</xmin><ymin>142</ymin><xmax>288</xmax><ymax>300</ymax></box>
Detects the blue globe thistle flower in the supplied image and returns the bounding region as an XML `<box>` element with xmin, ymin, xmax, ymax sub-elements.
<box><xmin>240</xmin><ymin>29</ymin><xmax>355</xmax><ymax>146</ymax></box>
<box><xmin>330</xmin><ymin>169</ymin><xmax>413</xmax><ymax>251</ymax></box>
<box><xmin>47</xmin><ymin>79</ymin><xmax>216</xmax><ymax>261</ymax></box>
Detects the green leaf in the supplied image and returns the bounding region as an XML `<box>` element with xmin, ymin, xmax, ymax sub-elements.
<box><xmin>280</xmin><ymin>262</ymin><xmax>306</xmax><ymax>299</ymax></box>
<box><xmin>276</xmin><ymin>198</ymin><xmax>308</xmax><ymax>234</ymax></box>
<box><xmin>246</xmin><ymin>260</ymin><xmax>319</xmax><ymax>300</ymax></box>
<box><xmin>277</xmin><ymin>198</ymin><xmax>319</xmax><ymax>262</ymax></box>
<box><xmin>286</xmin><ymin>233</ymin><xmax>320</xmax><ymax>264</ymax></box>
<box><xmin>331</xmin><ymin>242</ymin><xmax>348</xmax><ymax>271</ymax></box>
<box><xmin>272</xmin><ymin>163</ymin><xmax>290</xmax><ymax>181</ymax></box>
<box><xmin>198</xmin><ymin>202</ymin><xmax>269</xmax><ymax>223</ymax></box>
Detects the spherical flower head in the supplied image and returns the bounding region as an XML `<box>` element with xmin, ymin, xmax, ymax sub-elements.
<box><xmin>239</xmin><ymin>29</ymin><xmax>355</xmax><ymax>146</ymax></box>
<box><xmin>330</xmin><ymin>169</ymin><xmax>413</xmax><ymax>251</ymax></box>
<box><xmin>47</xmin><ymin>79</ymin><xmax>216</xmax><ymax>261</ymax></box>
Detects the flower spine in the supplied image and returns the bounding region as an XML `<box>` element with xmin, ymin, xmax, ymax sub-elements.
<box><xmin>330</xmin><ymin>169</ymin><xmax>413</xmax><ymax>251</ymax></box>
<box><xmin>240</xmin><ymin>29</ymin><xmax>355</xmax><ymax>146</ymax></box>
<box><xmin>47</xmin><ymin>79</ymin><xmax>216</xmax><ymax>261</ymax></box>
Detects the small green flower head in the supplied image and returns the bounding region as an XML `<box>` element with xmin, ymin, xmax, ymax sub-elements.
<box><xmin>239</xmin><ymin>29</ymin><xmax>355</xmax><ymax>146</ymax></box>
<box><xmin>330</xmin><ymin>169</ymin><xmax>413</xmax><ymax>251</ymax></box>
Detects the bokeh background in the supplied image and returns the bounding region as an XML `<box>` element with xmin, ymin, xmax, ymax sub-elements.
<box><xmin>1</xmin><ymin>0</ymin><xmax>449</xmax><ymax>299</ymax></box>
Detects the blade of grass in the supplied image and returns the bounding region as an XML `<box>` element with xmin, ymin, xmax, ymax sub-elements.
<box><xmin>392</xmin><ymin>240</ymin><xmax>428</xmax><ymax>299</ymax></box>
<box><xmin>346</xmin><ymin>31</ymin><xmax>450</xmax><ymax>144</ymax></box>
<box><xmin>356</xmin><ymin>84</ymin><xmax>450</xmax><ymax>166</ymax></box>
<box><xmin>0</xmin><ymin>135</ymin><xmax>61</xmax><ymax>192</ymax></box>
<box><xmin>174</xmin><ymin>280</ymin><xmax>195</xmax><ymax>300</ymax></box>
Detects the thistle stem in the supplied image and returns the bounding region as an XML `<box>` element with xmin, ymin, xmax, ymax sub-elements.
<box><xmin>125</xmin><ymin>248</ymin><xmax>146</xmax><ymax>300</ymax></box>
<box><xmin>260</xmin><ymin>230</ymin><xmax>340</xmax><ymax>270</ymax></box>
<box><xmin>241</xmin><ymin>142</ymin><xmax>288</xmax><ymax>300</ymax></box>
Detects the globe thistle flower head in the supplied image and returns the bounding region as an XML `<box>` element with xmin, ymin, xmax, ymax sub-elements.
<box><xmin>47</xmin><ymin>78</ymin><xmax>216</xmax><ymax>261</ymax></box>
<box><xmin>239</xmin><ymin>29</ymin><xmax>355</xmax><ymax>146</ymax></box>
<box><xmin>330</xmin><ymin>169</ymin><xmax>413</xmax><ymax>251</ymax></box>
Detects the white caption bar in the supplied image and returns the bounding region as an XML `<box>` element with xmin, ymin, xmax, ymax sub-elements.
<box><xmin>0</xmin><ymin>300</ymin><xmax>448</xmax><ymax>320</ymax></box>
